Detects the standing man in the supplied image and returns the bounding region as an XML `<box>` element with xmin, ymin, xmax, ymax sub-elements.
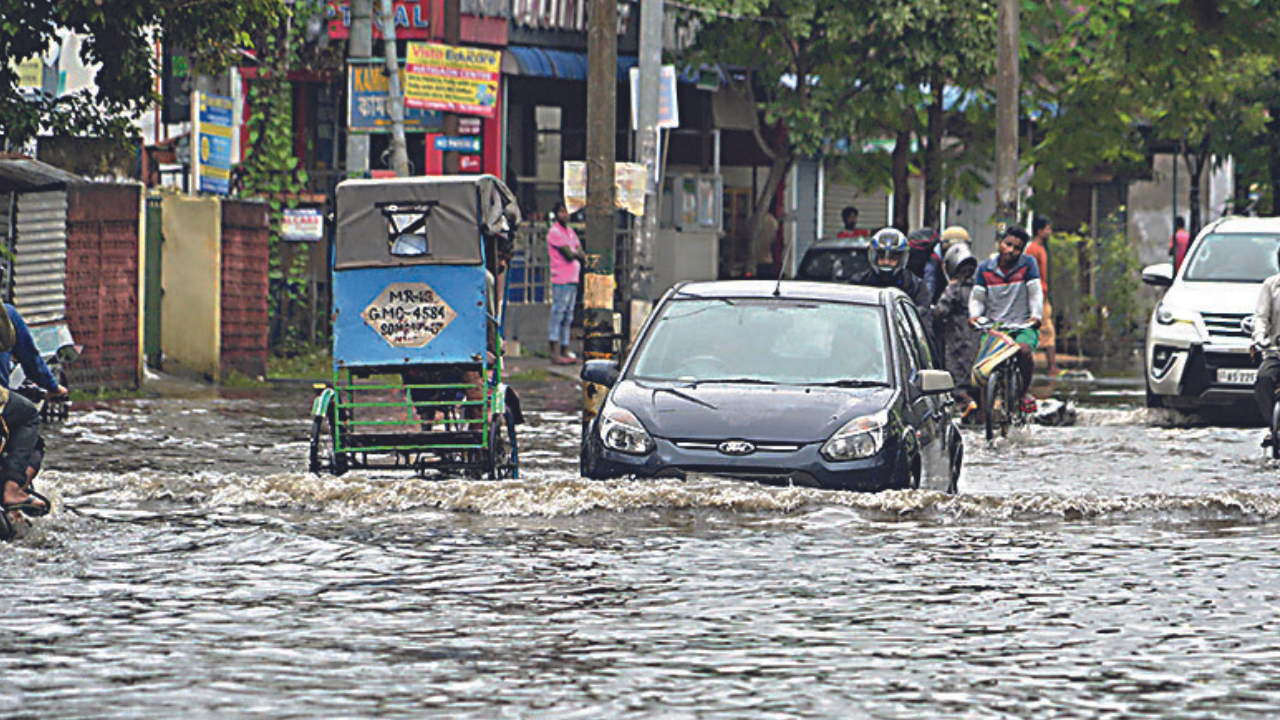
<box><xmin>836</xmin><ymin>206</ymin><xmax>870</xmax><ymax>239</ymax></box>
<box><xmin>1025</xmin><ymin>216</ymin><xmax>1058</xmax><ymax>377</ymax></box>
<box><xmin>546</xmin><ymin>201</ymin><xmax>585</xmax><ymax>365</ymax></box>
<box><xmin>1171</xmin><ymin>216</ymin><xmax>1191</xmax><ymax>275</ymax></box>
<box><xmin>970</xmin><ymin>227</ymin><xmax>1044</xmax><ymax>414</ymax></box>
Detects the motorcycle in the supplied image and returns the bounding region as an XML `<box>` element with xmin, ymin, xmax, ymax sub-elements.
<box><xmin>0</xmin><ymin>325</ymin><xmax>77</xmax><ymax>541</ymax></box>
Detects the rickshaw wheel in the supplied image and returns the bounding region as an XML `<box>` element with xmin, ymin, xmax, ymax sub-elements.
<box><xmin>309</xmin><ymin>412</ymin><xmax>349</xmax><ymax>476</ymax></box>
<box><xmin>0</xmin><ymin>510</ymin><xmax>13</xmax><ymax>542</ymax></box>
<box><xmin>488</xmin><ymin>409</ymin><xmax>518</xmax><ymax>480</ymax></box>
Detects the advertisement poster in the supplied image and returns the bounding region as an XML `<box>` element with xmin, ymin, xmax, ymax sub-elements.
<box><xmin>193</xmin><ymin>91</ymin><xmax>234</xmax><ymax>196</ymax></box>
<box><xmin>404</xmin><ymin>43</ymin><xmax>500</xmax><ymax>118</ymax></box>
<box><xmin>563</xmin><ymin>161</ymin><xmax>648</xmax><ymax>217</ymax></box>
<box><xmin>348</xmin><ymin>65</ymin><xmax>442</xmax><ymax>132</ymax></box>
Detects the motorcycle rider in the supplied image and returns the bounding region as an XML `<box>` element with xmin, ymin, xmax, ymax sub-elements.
<box><xmin>0</xmin><ymin>303</ymin><xmax>67</xmax><ymax>516</ymax></box>
<box><xmin>1250</xmin><ymin>245</ymin><xmax>1280</xmax><ymax>435</ymax></box>
<box><xmin>850</xmin><ymin>228</ymin><xmax>932</xmax><ymax>320</ymax></box>
<box><xmin>969</xmin><ymin>226</ymin><xmax>1043</xmax><ymax>414</ymax></box>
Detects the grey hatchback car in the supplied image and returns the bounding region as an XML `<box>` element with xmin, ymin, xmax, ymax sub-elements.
<box><xmin>580</xmin><ymin>280</ymin><xmax>963</xmax><ymax>492</ymax></box>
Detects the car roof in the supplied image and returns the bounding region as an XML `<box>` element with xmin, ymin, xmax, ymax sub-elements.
<box><xmin>1202</xmin><ymin>216</ymin><xmax>1280</xmax><ymax>234</ymax></box>
<box><xmin>671</xmin><ymin>279</ymin><xmax>893</xmax><ymax>305</ymax></box>
<box><xmin>804</xmin><ymin>236</ymin><xmax>870</xmax><ymax>251</ymax></box>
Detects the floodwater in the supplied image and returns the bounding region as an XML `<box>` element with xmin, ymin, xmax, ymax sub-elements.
<box><xmin>5</xmin><ymin>383</ymin><xmax>1280</xmax><ymax>718</ymax></box>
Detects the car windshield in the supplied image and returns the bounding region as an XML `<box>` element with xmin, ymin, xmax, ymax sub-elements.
<box><xmin>797</xmin><ymin>246</ymin><xmax>869</xmax><ymax>282</ymax></box>
<box><xmin>1183</xmin><ymin>233</ymin><xmax>1280</xmax><ymax>282</ymax></box>
<box><xmin>630</xmin><ymin>297</ymin><xmax>890</xmax><ymax>385</ymax></box>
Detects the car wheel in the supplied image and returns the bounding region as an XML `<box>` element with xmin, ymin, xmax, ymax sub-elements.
<box><xmin>581</xmin><ymin>423</ymin><xmax>605</xmax><ymax>480</ymax></box>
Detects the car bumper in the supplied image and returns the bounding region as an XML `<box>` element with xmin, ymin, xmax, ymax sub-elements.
<box><xmin>591</xmin><ymin>435</ymin><xmax>909</xmax><ymax>492</ymax></box>
<box><xmin>1146</xmin><ymin>334</ymin><xmax>1256</xmax><ymax>408</ymax></box>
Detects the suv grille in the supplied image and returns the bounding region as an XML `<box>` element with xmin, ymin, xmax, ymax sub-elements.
<box><xmin>1202</xmin><ymin>312</ymin><xmax>1250</xmax><ymax>339</ymax></box>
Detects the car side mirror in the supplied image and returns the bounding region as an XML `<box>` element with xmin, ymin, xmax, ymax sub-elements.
<box><xmin>918</xmin><ymin>369</ymin><xmax>955</xmax><ymax>395</ymax></box>
<box><xmin>581</xmin><ymin>359</ymin><xmax>620</xmax><ymax>388</ymax></box>
<box><xmin>1142</xmin><ymin>263</ymin><xmax>1174</xmax><ymax>287</ymax></box>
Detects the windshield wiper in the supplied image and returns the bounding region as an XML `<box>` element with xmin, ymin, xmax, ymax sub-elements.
<box><xmin>692</xmin><ymin>378</ymin><xmax>778</xmax><ymax>385</ymax></box>
<box><xmin>813</xmin><ymin>379</ymin><xmax>890</xmax><ymax>388</ymax></box>
<box><xmin>651</xmin><ymin>385</ymin><xmax>718</xmax><ymax>410</ymax></box>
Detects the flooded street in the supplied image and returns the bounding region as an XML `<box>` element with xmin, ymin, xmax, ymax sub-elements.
<box><xmin>5</xmin><ymin>382</ymin><xmax>1280</xmax><ymax>718</ymax></box>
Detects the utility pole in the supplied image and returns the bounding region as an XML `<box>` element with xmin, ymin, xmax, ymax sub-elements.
<box><xmin>346</xmin><ymin>0</ymin><xmax>372</xmax><ymax>176</ymax></box>
<box><xmin>630</xmin><ymin>0</ymin><xmax>662</xmax><ymax>338</ymax></box>
<box><xmin>583</xmin><ymin>0</ymin><xmax>618</xmax><ymax>425</ymax></box>
<box><xmin>441</xmin><ymin>0</ymin><xmax>461</xmax><ymax>174</ymax></box>
<box><xmin>379</xmin><ymin>0</ymin><xmax>410</xmax><ymax>176</ymax></box>
<box><xmin>995</xmin><ymin>0</ymin><xmax>1020</xmax><ymax>242</ymax></box>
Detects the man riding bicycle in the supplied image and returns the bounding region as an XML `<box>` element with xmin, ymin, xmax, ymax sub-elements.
<box><xmin>1250</xmin><ymin>245</ymin><xmax>1280</xmax><ymax>437</ymax></box>
<box><xmin>969</xmin><ymin>226</ymin><xmax>1044</xmax><ymax>414</ymax></box>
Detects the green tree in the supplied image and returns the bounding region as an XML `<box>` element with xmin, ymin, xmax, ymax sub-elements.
<box><xmin>0</xmin><ymin>0</ymin><xmax>285</xmax><ymax>147</ymax></box>
<box><xmin>679</xmin><ymin>0</ymin><xmax>996</xmax><ymax>260</ymax></box>
<box><xmin>1024</xmin><ymin>0</ymin><xmax>1280</xmax><ymax>231</ymax></box>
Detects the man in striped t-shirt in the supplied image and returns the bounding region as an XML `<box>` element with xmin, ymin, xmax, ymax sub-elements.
<box><xmin>969</xmin><ymin>226</ymin><xmax>1044</xmax><ymax>413</ymax></box>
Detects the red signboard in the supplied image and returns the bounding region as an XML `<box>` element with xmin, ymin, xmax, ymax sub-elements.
<box><xmin>459</xmin><ymin>154</ymin><xmax>482</xmax><ymax>172</ymax></box>
<box><xmin>328</xmin><ymin>1</ymin><xmax>509</xmax><ymax>45</ymax></box>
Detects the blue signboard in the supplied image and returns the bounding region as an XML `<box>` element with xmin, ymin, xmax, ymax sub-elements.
<box><xmin>433</xmin><ymin>136</ymin><xmax>482</xmax><ymax>153</ymax></box>
<box><xmin>195</xmin><ymin>92</ymin><xmax>234</xmax><ymax>195</ymax></box>
<box><xmin>348</xmin><ymin>65</ymin><xmax>442</xmax><ymax>133</ymax></box>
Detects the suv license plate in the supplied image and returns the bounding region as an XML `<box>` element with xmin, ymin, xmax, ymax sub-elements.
<box><xmin>1217</xmin><ymin>368</ymin><xmax>1257</xmax><ymax>385</ymax></box>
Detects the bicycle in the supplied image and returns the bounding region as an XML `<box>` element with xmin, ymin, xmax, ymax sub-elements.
<box><xmin>971</xmin><ymin>319</ymin><xmax>1034</xmax><ymax>442</ymax></box>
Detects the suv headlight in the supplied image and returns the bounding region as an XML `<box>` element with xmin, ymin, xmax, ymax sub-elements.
<box><xmin>600</xmin><ymin>402</ymin><xmax>655</xmax><ymax>455</ymax></box>
<box><xmin>1156</xmin><ymin>303</ymin><xmax>1198</xmax><ymax>326</ymax></box>
<box><xmin>821</xmin><ymin>410</ymin><xmax>888</xmax><ymax>461</ymax></box>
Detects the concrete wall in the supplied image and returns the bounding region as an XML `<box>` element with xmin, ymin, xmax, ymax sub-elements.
<box><xmin>160</xmin><ymin>194</ymin><xmax>221</xmax><ymax>380</ymax></box>
<box><xmin>1126</xmin><ymin>153</ymin><xmax>1234</xmax><ymax>268</ymax></box>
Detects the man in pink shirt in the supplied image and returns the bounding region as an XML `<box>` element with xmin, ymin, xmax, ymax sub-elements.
<box><xmin>547</xmin><ymin>201</ymin><xmax>586</xmax><ymax>364</ymax></box>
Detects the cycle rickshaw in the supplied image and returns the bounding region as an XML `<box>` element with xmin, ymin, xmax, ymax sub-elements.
<box><xmin>309</xmin><ymin>175</ymin><xmax>523</xmax><ymax>478</ymax></box>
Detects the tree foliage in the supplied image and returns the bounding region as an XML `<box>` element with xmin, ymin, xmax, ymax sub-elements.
<box><xmin>678</xmin><ymin>0</ymin><xmax>997</xmax><ymax>258</ymax></box>
<box><xmin>0</xmin><ymin>0</ymin><xmax>285</xmax><ymax>146</ymax></box>
<box><xmin>1024</xmin><ymin>0</ymin><xmax>1280</xmax><ymax>227</ymax></box>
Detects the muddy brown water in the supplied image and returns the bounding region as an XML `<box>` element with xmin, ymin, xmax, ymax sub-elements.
<box><xmin>4</xmin><ymin>379</ymin><xmax>1280</xmax><ymax>718</ymax></box>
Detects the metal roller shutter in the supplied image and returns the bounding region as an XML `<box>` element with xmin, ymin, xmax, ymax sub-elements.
<box><xmin>14</xmin><ymin>190</ymin><xmax>68</xmax><ymax>325</ymax></box>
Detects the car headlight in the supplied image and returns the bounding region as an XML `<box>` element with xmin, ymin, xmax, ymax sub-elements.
<box><xmin>1156</xmin><ymin>303</ymin><xmax>1198</xmax><ymax>326</ymax></box>
<box><xmin>821</xmin><ymin>410</ymin><xmax>888</xmax><ymax>461</ymax></box>
<box><xmin>600</xmin><ymin>402</ymin><xmax>655</xmax><ymax>455</ymax></box>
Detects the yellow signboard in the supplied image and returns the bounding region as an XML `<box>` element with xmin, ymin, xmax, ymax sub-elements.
<box><xmin>404</xmin><ymin>43</ymin><xmax>500</xmax><ymax>118</ymax></box>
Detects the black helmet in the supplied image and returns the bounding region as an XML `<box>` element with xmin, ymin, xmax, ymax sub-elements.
<box><xmin>943</xmin><ymin>242</ymin><xmax>977</xmax><ymax>281</ymax></box>
<box><xmin>868</xmin><ymin>228</ymin><xmax>908</xmax><ymax>276</ymax></box>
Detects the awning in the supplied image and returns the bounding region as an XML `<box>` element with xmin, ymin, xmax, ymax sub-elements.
<box><xmin>504</xmin><ymin>46</ymin><xmax>639</xmax><ymax>82</ymax></box>
<box><xmin>0</xmin><ymin>156</ymin><xmax>87</xmax><ymax>194</ymax></box>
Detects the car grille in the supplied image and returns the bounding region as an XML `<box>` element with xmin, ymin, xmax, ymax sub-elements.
<box><xmin>1202</xmin><ymin>312</ymin><xmax>1250</xmax><ymax>339</ymax></box>
<box><xmin>1205</xmin><ymin>351</ymin><xmax>1257</xmax><ymax>370</ymax></box>
<box><xmin>672</xmin><ymin>440</ymin><xmax>804</xmax><ymax>453</ymax></box>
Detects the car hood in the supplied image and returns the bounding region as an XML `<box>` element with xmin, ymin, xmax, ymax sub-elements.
<box><xmin>1164</xmin><ymin>279</ymin><xmax>1260</xmax><ymax>315</ymax></box>
<box><xmin>611</xmin><ymin>379</ymin><xmax>896</xmax><ymax>443</ymax></box>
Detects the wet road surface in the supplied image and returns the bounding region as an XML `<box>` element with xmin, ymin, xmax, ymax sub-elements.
<box><xmin>4</xmin><ymin>380</ymin><xmax>1280</xmax><ymax>718</ymax></box>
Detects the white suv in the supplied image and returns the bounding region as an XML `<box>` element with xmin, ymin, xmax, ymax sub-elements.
<box><xmin>1142</xmin><ymin>217</ymin><xmax>1280</xmax><ymax>415</ymax></box>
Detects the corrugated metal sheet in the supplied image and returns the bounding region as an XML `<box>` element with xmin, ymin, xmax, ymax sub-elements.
<box><xmin>14</xmin><ymin>190</ymin><xmax>68</xmax><ymax>325</ymax></box>
<box><xmin>822</xmin><ymin>181</ymin><xmax>890</xmax><ymax>239</ymax></box>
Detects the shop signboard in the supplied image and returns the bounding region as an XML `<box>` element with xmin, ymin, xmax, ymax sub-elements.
<box><xmin>434</xmin><ymin>136</ymin><xmax>481</xmax><ymax>153</ymax></box>
<box><xmin>404</xmin><ymin>42</ymin><xmax>500</xmax><ymax>118</ymax></box>
<box><xmin>348</xmin><ymin>65</ymin><xmax>443</xmax><ymax>133</ymax></box>
<box><xmin>629</xmin><ymin>65</ymin><xmax>680</xmax><ymax>130</ymax></box>
<box><xmin>281</xmin><ymin>207</ymin><xmax>324</xmax><ymax>242</ymax></box>
<box><xmin>193</xmin><ymin>91</ymin><xmax>234</xmax><ymax>195</ymax></box>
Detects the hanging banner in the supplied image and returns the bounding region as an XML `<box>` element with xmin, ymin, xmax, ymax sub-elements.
<box><xmin>348</xmin><ymin>65</ymin><xmax>443</xmax><ymax>133</ymax></box>
<box><xmin>193</xmin><ymin>91</ymin><xmax>234</xmax><ymax>196</ymax></box>
<box><xmin>404</xmin><ymin>42</ymin><xmax>500</xmax><ymax>118</ymax></box>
